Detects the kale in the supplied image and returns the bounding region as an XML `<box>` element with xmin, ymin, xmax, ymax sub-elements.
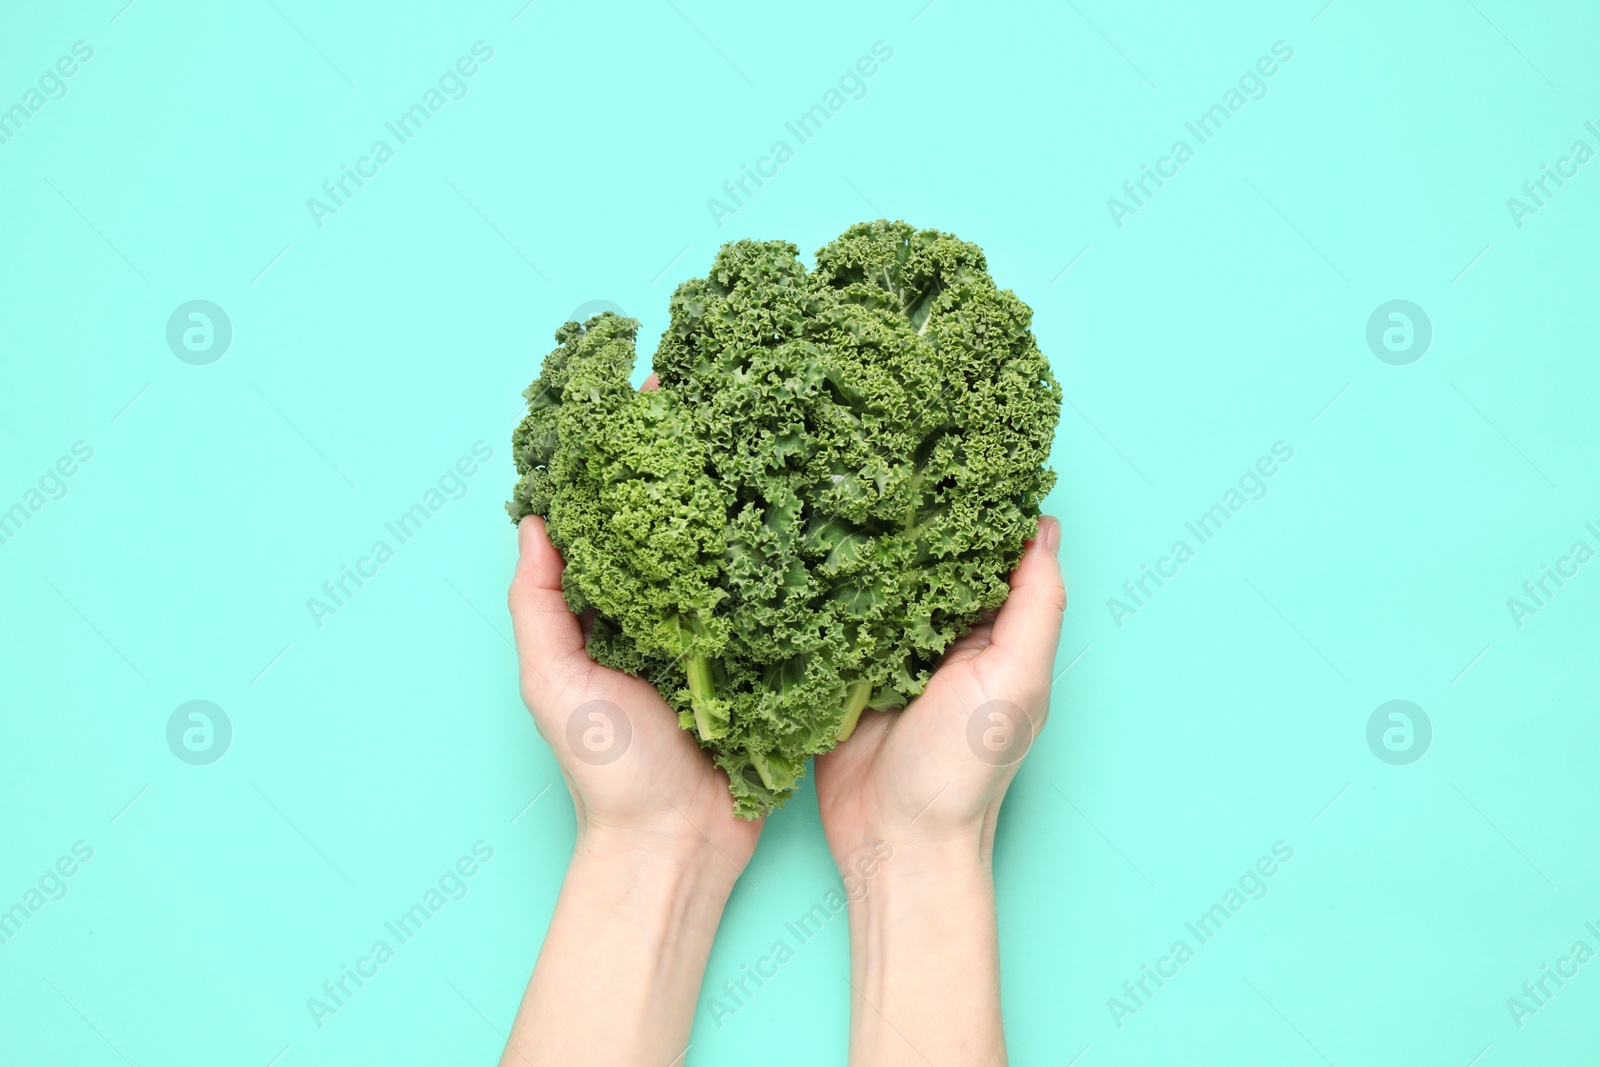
<box><xmin>510</xmin><ymin>221</ymin><xmax>1061</xmax><ymax>817</ymax></box>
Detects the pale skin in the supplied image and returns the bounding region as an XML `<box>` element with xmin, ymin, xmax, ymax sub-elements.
<box><xmin>502</xmin><ymin>507</ymin><xmax>1065</xmax><ymax>1066</ymax></box>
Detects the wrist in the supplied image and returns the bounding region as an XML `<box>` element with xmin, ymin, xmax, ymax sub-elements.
<box><xmin>573</xmin><ymin>822</ymin><xmax>744</xmax><ymax>904</ymax></box>
<box><xmin>843</xmin><ymin>843</ymin><xmax>1005</xmax><ymax>1065</ymax></box>
<box><xmin>519</xmin><ymin>815</ymin><xmax>740</xmax><ymax>1064</ymax></box>
<box><xmin>852</xmin><ymin>845</ymin><xmax>994</xmax><ymax>919</ymax></box>
<box><xmin>830</xmin><ymin>820</ymin><xmax>993</xmax><ymax>890</ymax></box>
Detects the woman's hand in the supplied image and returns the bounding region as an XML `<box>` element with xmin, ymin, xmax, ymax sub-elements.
<box><xmin>508</xmin><ymin>513</ymin><xmax>761</xmax><ymax>869</ymax></box>
<box><xmin>814</xmin><ymin>517</ymin><xmax>1066</xmax><ymax>1067</ymax></box>
<box><xmin>815</xmin><ymin>516</ymin><xmax>1065</xmax><ymax>866</ymax></box>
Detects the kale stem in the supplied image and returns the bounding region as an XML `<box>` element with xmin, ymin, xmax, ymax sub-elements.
<box><xmin>686</xmin><ymin>654</ymin><xmax>720</xmax><ymax>740</ymax></box>
<box><xmin>835</xmin><ymin>680</ymin><xmax>874</xmax><ymax>742</ymax></box>
<box><xmin>748</xmin><ymin>750</ymin><xmax>780</xmax><ymax>791</ymax></box>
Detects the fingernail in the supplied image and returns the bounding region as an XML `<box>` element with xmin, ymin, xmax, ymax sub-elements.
<box><xmin>1042</xmin><ymin>517</ymin><xmax>1061</xmax><ymax>555</ymax></box>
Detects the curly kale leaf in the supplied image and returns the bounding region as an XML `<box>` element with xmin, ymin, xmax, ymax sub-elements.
<box><xmin>508</xmin><ymin>314</ymin><xmax>733</xmax><ymax>736</ymax></box>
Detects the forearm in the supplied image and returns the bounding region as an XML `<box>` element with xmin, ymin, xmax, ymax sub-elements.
<box><xmin>503</xmin><ymin>832</ymin><xmax>737</xmax><ymax>1066</ymax></box>
<box><xmin>846</xmin><ymin>845</ymin><xmax>1006</xmax><ymax>1066</ymax></box>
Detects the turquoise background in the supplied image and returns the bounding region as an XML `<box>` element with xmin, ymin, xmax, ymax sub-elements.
<box><xmin>2</xmin><ymin>0</ymin><xmax>1596</xmax><ymax>1063</ymax></box>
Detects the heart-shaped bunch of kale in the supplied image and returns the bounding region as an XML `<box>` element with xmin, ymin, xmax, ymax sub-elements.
<box><xmin>509</xmin><ymin>220</ymin><xmax>1061</xmax><ymax>817</ymax></box>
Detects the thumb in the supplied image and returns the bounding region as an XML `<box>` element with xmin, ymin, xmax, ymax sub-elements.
<box><xmin>508</xmin><ymin>516</ymin><xmax>588</xmax><ymax>705</ymax></box>
<box><xmin>987</xmin><ymin>517</ymin><xmax>1067</xmax><ymax>674</ymax></box>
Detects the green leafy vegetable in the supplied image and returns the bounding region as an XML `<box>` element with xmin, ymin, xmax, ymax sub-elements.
<box><xmin>509</xmin><ymin>221</ymin><xmax>1061</xmax><ymax>817</ymax></box>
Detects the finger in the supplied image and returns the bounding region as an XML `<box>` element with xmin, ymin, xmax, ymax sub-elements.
<box><xmin>508</xmin><ymin>515</ymin><xmax>588</xmax><ymax>703</ymax></box>
<box><xmin>987</xmin><ymin>516</ymin><xmax>1067</xmax><ymax>673</ymax></box>
<box><xmin>641</xmin><ymin>373</ymin><xmax>660</xmax><ymax>392</ymax></box>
